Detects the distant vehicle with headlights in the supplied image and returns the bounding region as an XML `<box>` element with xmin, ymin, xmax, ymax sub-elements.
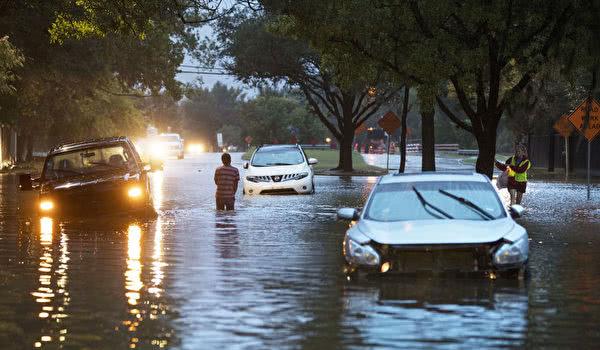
<box><xmin>243</xmin><ymin>144</ymin><xmax>318</xmax><ymax>195</ymax></box>
<box><xmin>18</xmin><ymin>137</ymin><xmax>157</xmax><ymax>217</ymax></box>
<box><xmin>150</xmin><ymin>133</ymin><xmax>184</xmax><ymax>160</ymax></box>
<box><xmin>337</xmin><ymin>172</ymin><xmax>528</xmax><ymax>278</ymax></box>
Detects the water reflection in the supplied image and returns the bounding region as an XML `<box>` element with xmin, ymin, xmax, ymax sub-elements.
<box><xmin>121</xmin><ymin>222</ymin><xmax>173</xmax><ymax>349</ymax></box>
<box><xmin>215</xmin><ymin>213</ymin><xmax>239</xmax><ymax>260</ymax></box>
<box><xmin>32</xmin><ymin>217</ymin><xmax>70</xmax><ymax>348</ymax></box>
<box><xmin>342</xmin><ymin>278</ymin><xmax>529</xmax><ymax>347</ymax></box>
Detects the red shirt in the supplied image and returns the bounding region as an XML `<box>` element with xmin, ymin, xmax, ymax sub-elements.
<box><xmin>214</xmin><ymin>165</ymin><xmax>239</xmax><ymax>200</ymax></box>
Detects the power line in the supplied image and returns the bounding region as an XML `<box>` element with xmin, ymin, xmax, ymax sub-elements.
<box><xmin>176</xmin><ymin>70</ymin><xmax>236</xmax><ymax>76</ymax></box>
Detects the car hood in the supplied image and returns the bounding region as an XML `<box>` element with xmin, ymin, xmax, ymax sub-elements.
<box><xmin>44</xmin><ymin>171</ymin><xmax>140</xmax><ymax>191</ymax></box>
<box><xmin>355</xmin><ymin>218</ymin><xmax>518</xmax><ymax>245</ymax></box>
<box><xmin>247</xmin><ymin>163</ymin><xmax>308</xmax><ymax>176</ymax></box>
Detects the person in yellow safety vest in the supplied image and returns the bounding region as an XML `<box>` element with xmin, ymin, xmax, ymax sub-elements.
<box><xmin>495</xmin><ymin>144</ymin><xmax>531</xmax><ymax>205</ymax></box>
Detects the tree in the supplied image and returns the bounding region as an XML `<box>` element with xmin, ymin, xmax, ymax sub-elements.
<box><xmin>240</xmin><ymin>88</ymin><xmax>328</xmax><ymax>145</ymax></box>
<box><xmin>212</xmin><ymin>14</ymin><xmax>396</xmax><ymax>171</ymax></box>
<box><xmin>260</xmin><ymin>1</ymin><xmax>437</xmax><ymax>170</ymax></box>
<box><xmin>0</xmin><ymin>36</ymin><xmax>23</xmax><ymax>96</ymax></box>
<box><xmin>262</xmin><ymin>0</ymin><xmax>579</xmax><ymax>177</ymax></box>
<box><xmin>410</xmin><ymin>1</ymin><xmax>575</xmax><ymax>177</ymax></box>
<box><xmin>0</xmin><ymin>0</ymin><xmax>191</xmax><ymax>159</ymax></box>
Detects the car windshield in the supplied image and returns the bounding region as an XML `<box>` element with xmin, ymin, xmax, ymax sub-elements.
<box><xmin>158</xmin><ymin>135</ymin><xmax>180</xmax><ymax>142</ymax></box>
<box><xmin>365</xmin><ymin>181</ymin><xmax>506</xmax><ymax>221</ymax></box>
<box><xmin>44</xmin><ymin>144</ymin><xmax>136</xmax><ymax>180</ymax></box>
<box><xmin>251</xmin><ymin>147</ymin><xmax>305</xmax><ymax>166</ymax></box>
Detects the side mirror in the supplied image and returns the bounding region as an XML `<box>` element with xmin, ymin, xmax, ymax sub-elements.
<box><xmin>509</xmin><ymin>204</ymin><xmax>525</xmax><ymax>219</ymax></box>
<box><xmin>19</xmin><ymin>174</ymin><xmax>33</xmax><ymax>191</ymax></box>
<box><xmin>337</xmin><ymin>208</ymin><xmax>359</xmax><ymax>221</ymax></box>
<box><xmin>308</xmin><ymin>158</ymin><xmax>318</xmax><ymax>165</ymax></box>
<box><xmin>243</xmin><ymin>162</ymin><xmax>249</xmax><ymax>169</ymax></box>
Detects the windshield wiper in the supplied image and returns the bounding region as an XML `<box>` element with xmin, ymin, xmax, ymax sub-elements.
<box><xmin>412</xmin><ymin>186</ymin><xmax>454</xmax><ymax>219</ymax></box>
<box><xmin>266</xmin><ymin>162</ymin><xmax>295</xmax><ymax>166</ymax></box>
<box><xmin>438</xmin><ymin>189</ymin><xmax>495</xmax><ymax>220</ymax></box>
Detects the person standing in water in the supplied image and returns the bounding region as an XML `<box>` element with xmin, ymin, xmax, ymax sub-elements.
<box><xmin>214</xmin><ymin>153</ymin><xmax>239</xmax><ymax>211</ymax></box>
<box><xmin>495</xmin><ymin>144</ymin><xmax>531</xmax><ymax>205</ymax></box>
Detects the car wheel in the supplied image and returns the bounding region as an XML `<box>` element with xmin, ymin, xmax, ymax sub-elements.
<box><xmin>310</xmin><ymin>180</ymin><xmax>316</xmax><ymax>194</ymax></box>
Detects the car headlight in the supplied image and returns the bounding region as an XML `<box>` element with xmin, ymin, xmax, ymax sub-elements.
<box><xmin>493</xmin><ymin>237</ymin><xmax>529</xmax><ymax>267</ymax></box>
<box><xmin>246</xmin><ymin>176</ymin><xmax>269</xmax><ymax>183</ymax></box>
<box><xmin>128</xmin><ymin>186</ymin><xmax>143</xmax><ymax>198</ymax></box>
<box><xmin>292</xmin><ymin>172</ymin><xmax>309</xmax><ymax>180</ymax></box>
<box><xmin>343</xmin><ymin>236</ymin><xmax>380</xmax><ymax>266</ymax></box>
<box><xmin>39</xmin><ymin>200</ymin><xmax>54</xmax><ymax>212</ymax></box>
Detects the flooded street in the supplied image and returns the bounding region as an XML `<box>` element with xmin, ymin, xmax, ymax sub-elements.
<box><xmin>1</xmin><ymin>153</ymin><xmax>599</xmax><ymax>349</ymax></box>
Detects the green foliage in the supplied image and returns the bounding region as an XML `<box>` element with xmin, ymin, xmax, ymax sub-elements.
<box><xmin>0</xmin><ymin>36</ymin><xmax>23</xmax><ymax>96</ymax></box>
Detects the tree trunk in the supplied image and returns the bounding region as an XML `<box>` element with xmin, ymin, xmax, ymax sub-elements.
<box><xmin>421</xmin><ymin>107</ymin><xmax>435</xmax><ymax>171</ymax></box>
<box><xmin>25</xmin><ymin>133</ymin><xmax>34</xmax><ymax>162</ymax></box>
<box><xmin>336</xmin><ymin>95</ymin><xmax>356</xmax><ymax>172</ymax></box>
<box><xmin>475</xmin><ymin>130</ymin><xmax>498</xmax><ymax>179</ymax></box>
<box><xmin>399</xmin><ymin>87</ymin><xmax>410</xmax><ymax>173</ymax></box>
<box><xmin>337</xmin><ymin>135</ymin><xmax>354</xmax><ymax>172</ymax></box>
<box><xmin>16</xmin><ymin>132</ymin><xmax>26</xmax><ymax>163</ymax></box>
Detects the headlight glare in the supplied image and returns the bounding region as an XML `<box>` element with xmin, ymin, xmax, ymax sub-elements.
<box><xmin>344</xmin><ymin>236</ymin><xmax>380</xmax><ymax>266</ymax></box>
<box><xmin>128</xmin><ymin>186</ymin><xmax>143</xmax><ymax>198</ymax></box>
<box><xmin>493</xmin><ymin>237</ymin><xmax>528</xmax><ymax>266</ymax></box>
<box><xmin>39</xmin><ymin>200</ymin><xmax>54</xmax><ymax>211</ymax></box>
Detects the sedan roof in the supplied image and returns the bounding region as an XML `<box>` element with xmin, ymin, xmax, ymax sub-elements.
<box><xmin>49</xmin><ymin>136</ymin><xmax>130</xmax><ymax>155</ymax></box>
<box><xmin>379</xmin><ymin>172</ymin><xmax>489</xmax><ymax>184</ymax></box>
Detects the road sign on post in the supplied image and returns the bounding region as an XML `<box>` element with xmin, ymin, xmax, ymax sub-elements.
<box><xmin>567</xmin><ymin>98</ymin><xmax>600</xmax><ymax>141</ymax></box>
<box><xmin>217</xmin><ymin>133</ymin><xmax>223</xmax><ymax>148</ymax></box>
<box><xmin>378</xmin><ymin>112</ymin><xmax>401</xmax><ymax>172</ymax></box>
<box><xmin>568</xmin><ymin>98</ymin><xmax>600</xmax><ymax>200</ymax></box>
<box><xmin>378</xmin><ymin>111</ymin><xmax>401</xmax><ymax>135</ymax></box>
<box><xmin>554</xmin><ymin>114</ymin><xmax>574</xmax><ymax>181</ymax></box>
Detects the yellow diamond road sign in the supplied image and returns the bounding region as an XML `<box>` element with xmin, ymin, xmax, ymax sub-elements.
<box><xmin>567</xmin><ymin>98</ymin><xmax>600</xmax><ymax>142</ymax></box>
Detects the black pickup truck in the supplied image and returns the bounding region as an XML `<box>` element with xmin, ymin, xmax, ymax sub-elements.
<box><xmin>19</xmin><ymin>137</ymin><xmax>158</xmax><ymax>217</ymax></box>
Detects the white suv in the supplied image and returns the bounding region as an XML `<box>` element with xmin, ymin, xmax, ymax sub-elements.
<box><xmin>243</xmin><ymin>145</ymin><xmax>318</xmax><ymax>195</ymax></box>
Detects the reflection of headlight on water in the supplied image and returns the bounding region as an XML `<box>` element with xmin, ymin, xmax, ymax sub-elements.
<box><xmin>187</xmin><ymin>143</ymin><xmax>205</xmax><ymax>153</ymax></box>
<box><xmin>40</xmin><ymin>217</ymin><xmax>54</xmax><ymax>243</ymax></box>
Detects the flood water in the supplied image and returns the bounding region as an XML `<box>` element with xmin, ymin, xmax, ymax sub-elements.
<box><xmin>1</xmin><ymin>153</ymin><xmax>599</xmax><ymax>349</ymax></box>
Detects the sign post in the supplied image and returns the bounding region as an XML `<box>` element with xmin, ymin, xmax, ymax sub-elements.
<box><xmin>378</xmin><ymin>111</ymin><xmax>401</xmax><ymax>172</ymax></box>
<box><xmin>553</xmin><ymin>114</ymin><xmax>574</xmax><ymax>181</ymax></box>
<box><xmin>567</xmin><ymin>98</ymin><xmax>600</xmax><ymax>200</ymax></box>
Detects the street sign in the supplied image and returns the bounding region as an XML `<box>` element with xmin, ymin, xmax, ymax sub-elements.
<box><xmin>553</xmin><ymin>114</ymin><xmax>574</xmax><ymax>137</ymax></box>
<box><xmin>378</xmin><ymin>111</ymin><xmax>401</xmax><ymax>135</ymax></box>
<box><xmin>217</xmin><ymin>133</ymin><xmax>223</xmax><ymax>147</ymax></box>
<box><xmin>567</xmin><ymin>98</ymin><xmax>600</xmax><ymax>141</ymax></box>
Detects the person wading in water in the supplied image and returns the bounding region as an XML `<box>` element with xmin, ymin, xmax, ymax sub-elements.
<box><xmin>495</xmin><ymin>144</ymin><xmax>531</xmax><ymax>205</ymax></box>
<box><xmin>214</xmin><ymin>153</ymin><xmax>239</xmax><ymax>211</ymax></box>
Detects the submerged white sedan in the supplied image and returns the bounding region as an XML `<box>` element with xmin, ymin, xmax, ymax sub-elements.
<box><xmin>337</xmin><ymin>172</ymin><xmax>528</xmax><ymax>278</ymax></box>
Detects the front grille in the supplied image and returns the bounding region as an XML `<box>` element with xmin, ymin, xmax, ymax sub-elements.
<box><xmin>260</xmin><ymin>188</ymin><xmax>298</xmax><ymax>195</ymax></box>
<box><xmin>376</xmin><ymin>243</ymin><xmax>497</xmax><ymax>273</ymax></box>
